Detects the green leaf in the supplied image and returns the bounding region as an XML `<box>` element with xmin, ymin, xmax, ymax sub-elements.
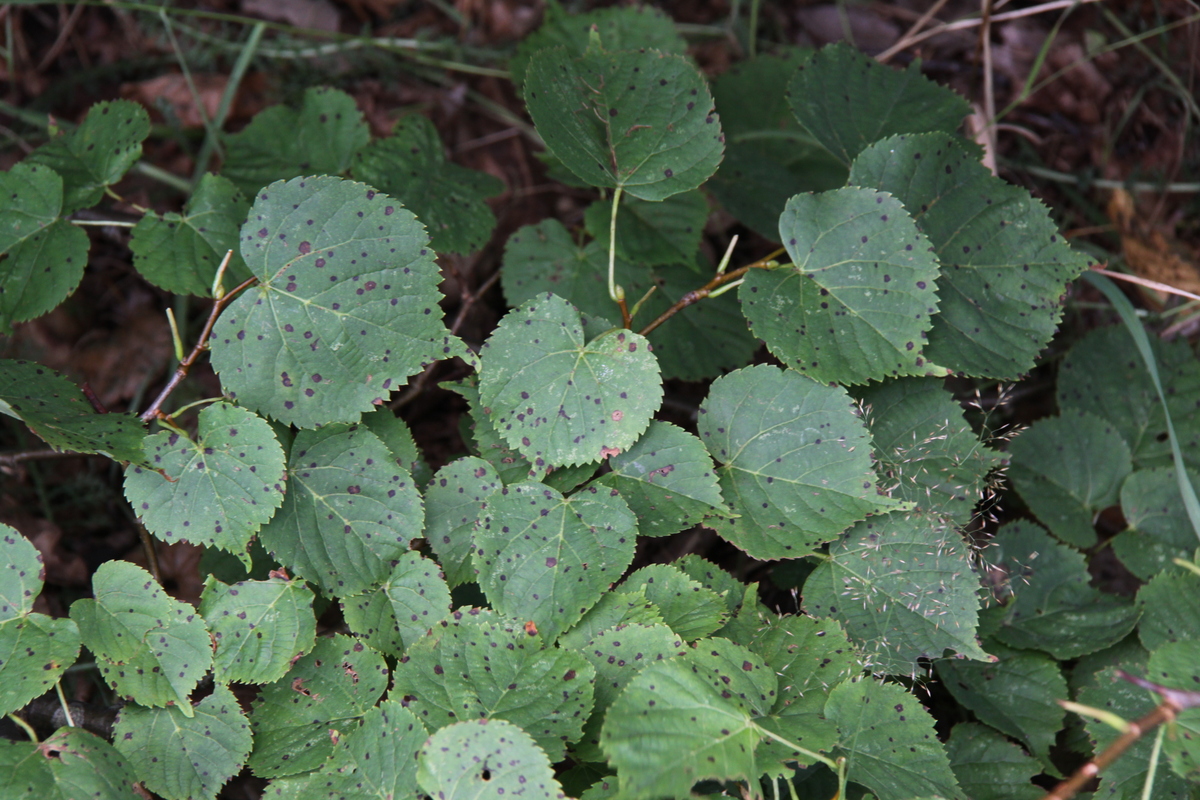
<box><xmin>983</xmin><ymin>521</ymin><xmax>1141</xmax><ymax>659</ymax></box>
<box><xmin>1057</xmin><ymin>325</ymin><xmax>1200</xmax><ymax>470</ymax></box>
<box><xmin>69</xmin><ymin>560</ymin><xmax>211</xmax><ymax>713</ymax></box>
<box><xmin>351</xmin><ymin>115</ymin><xmax>503</xmax><ymax>255</ymax></box>
<box><xmin>593</xmin><ymin>421</ymin><xmax>728</xmax><ymax>538</ymax></box>
<box><xmin>582</xmin><ymin>190</ymin><xmax>708</xmax><ymax>268</ymax></box>
<box><xmin>697</xmin><ymin>365</ymin><xmax>899</xmax><ymax>560</ymax></box>
<box><xmin>198</xmin><ymin>573</ymin><xmax>316</xmax><ymax>685</ymax></box>
<box><xmin>623</xmin><ymin>564</ymin><xmax>727</xmax><ymax>641</ymax></box>
<box><xmin>558</xmin><ymin>589</ymin><xmax>664</xmax><ymax>647</ymax></box>
<box><xmin>743</xmin><ymin>187</ymin><xmax>942</xmax><ymax>384</ymax></box>
<box><xmin>445</xmin><ymin>378</ymin><xmax>539</xmax><ymax>485</ymax></box>
<box><xmin>475</xmin><ymin>481</ymin><xmax>637</xmax><ymax>643</ymax></box>
<box><xmin>392</xmin><ymin>609</ymin><xmax>595</xmax><ymax>762</ymax></box>
<box><xmin>247</xmin><ymin>634</ymin><xmax>389</xmax><ymax>778</ymax></box>
<box><xmin>478</xmin><ymin>293</ymin><xmax>661</xmax><ymax>468</ymax></box>
<box><xmin>302</xmin><ymin>701</ymin><xmax>428</xmax><ymax>800</ymax></box>
<box><xmin>524</xmin><ymin>46</ymin><xmax>724</xmax><ymax>201</ymax></box>
<box><xmin>129</xmin><ymin>173</ymin><xmax>252</xmax><ymax>296</ymax></box>
<box><xmin>1078</xmin><ymin>667</ymin><xmax>1195</xmax><ymax>799</ymax></box>
<box><xmin>222</xmin><ymin>87</ymin><xmax>369</xmax><ymax>196</ymax></box>
<box><xmin>568</xmin><ymin>623</ymin><xmax>687</xmax><ymax>761</ymax></box>
<box><xmin>113</xmin><ymin>683</ymin><xmax>252</xmax><ymax>800</ymax></box>
<box><xmin>510</xmin><ymin>2</ymin><xmax>685</xmax><ymax>91</ymax></box>
<box><xmin>124</xmin><ymin>402</ymin><xmax>286</xmax><ymax>565</ymax></box>
<box><xmin>945</xmin><ymin>722</ymin><xmax>1043</xmax><ymax>800</ymax></box>
<box><xmin>600</xmin><ymin>638</ymin><xmax>775</xmax><ymax>799</ymax></box>
<box><xmin>788</xmin><ymin>43</ymin><xmax>969</xmax><ymax>167</ymax></box>
<box><xmin>936</xmin><ymin>644</ymin><xmax>1066</xmax><ymax>773</ymax></box>
<box><xmin>360</xmin><ymin>406</ymin><xmax>432</xmax><ymax>487</ymax></box>
<box><xmin>257</xmin><ymin>423</ymin><xmax>424</xmax><ymax>597</ymax></box>
<box><xmin>710</xmin><ymin>49</ymin><xmax>847</xmax><ymax>240</ymax></box>
<box><xmin>0</xmin><ymin>525</ymin><xmax>81</xmax><ymax>717</ymax></box>
<box><xmin>0</xmin><ymin>359</ymin><xmax>148</xmax><ymax>465</ymax></box>
<box><xmin>501</xmin><ymin>222</ymin><xmax>756</xmax><ymax>380</ymax></box>
<box><xmin>1007</xmin><ymin>410</ymin><xmax>1132</xmax><ymax>548</ymax></box>
<box><xmin>0</xmin><ymin>728</ymin><xmax>139</xmax><ymax>800</ymax></box>
<box><xmin>424</xmin><ymin>456</ymin><xmax>501</xmax><ymax>587</ymax></box>
<box><xmin>1145</xmin><ymin>641</ymin><xmax>1200</xmax><ymax>779</ymax></box>
<box><xmin>825</xmin><ymin>677</ymin><xmax>965</xmax><ymax>800</ymax></box>
<box><xmin>0</xmin><ymin>163</ymin><xmax>89</xmax><ymax>331</ymax></box>
<box><xmin>750</xmin><ymin>614</ymin><xmax>858</xmax><ymax>773</ymax></box>
<box><xmin>857</xmin><ymin>377</ymin><xmax>1003</xmax><ymax>524</ymax></box>
<box><xmin>1137</xmin><ymin>567</ymin><xmax>1200</xmax><ymax>651</ymax></box>
<box><xmin>209</xmin><ymin>175</ymin><xmax>464</xmax><ymax>428</ymax></box>
<box><xmin>1114</xmin><ymin>467</ymin><xmax>1200</xmax><ymax>580</ymax></box>
<box><xmin>340</xmin><ymin>551</ymin><xmax>452</xmax><ymax>657</ymax></box>
<box><xmin>850</xmin><ymin>132</ymin><xmax>1091</xmax><ymax>378</ymax></box>
<box><xmin>674</xmin><ymin>555</ymin><xmax>745</xmax><ymax>615</ymax></box>
<box><xmin>26</xmin><ymin>99</ymin><xmax>150</xmax><ymax>212</ymax></box>
<box><xmin>804</xmin><ymin>513</ymin><xmax>989</xmax><ymax>674</ymax></box>
<box><xmin>417</xmin><ymin>719</ymin><xmax>566</xmax><ymax>800</ymax></box>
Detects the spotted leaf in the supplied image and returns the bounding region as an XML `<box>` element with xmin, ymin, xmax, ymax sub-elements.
<box><xmin>198</xmin><ymin>573</ymin><xmax>316</xmax><ymax>685</ymax></box>
<box><xmin>417</xmin><ymin>719</ymin><xmax>566</xmax><ymax>800</ymax></box>
<box><xmin>340</xmin><ymin>551</ymin><xmax>452</xmax><ymax>657</ymax></box>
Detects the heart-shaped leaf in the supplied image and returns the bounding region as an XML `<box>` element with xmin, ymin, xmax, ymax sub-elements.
<box><xmin>340</xmin><ymin>551</ymin><xmax>452</xmax><ymax>657</ymax></box>
<box><xmin>417</xmin><ymin>719</ymin><xmax>566</xmax><ymax>800</ymax></box>
<box><xmin>479</xmin><ymin>293</ymin><xmax>661</xmax><ymax>468</ymax></box>
<box><xmin>198</xmin><ymin>573</ymin><xmax>316</xmax><ymax>685</ymax></box>
<box><xmin>209</xmin><ymin>175</ymin><xmax>465</xmax><ymax>428</ymax></box>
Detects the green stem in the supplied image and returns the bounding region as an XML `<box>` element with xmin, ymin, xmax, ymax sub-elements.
<box><xmin>70</xmin><ymin>219</ymin><xmax>136</xmax><ymax>228</ymax></box>
<box><xmin>191</xmin><ymin>21</ymin><xmax>266</xmax><ymax>185</ymax></box>
<box><xmin>747</xmin><ymin>0</ymin><xmax>761</xmax><ymax>57</ymax></box>
<box><xmin>753</xmin><ymin>723</ymin><xmax>839</xmax><ymax>771</ymax></box>
<box><xmin>7</xmin><ymin>713</ymin><xmax>37</xmax><ymax>742</ymax></box>
<box><xmin>608</xmin><ymin>186</ymin><xmax>624</xmax><ymax>304</ymax></box>
<box><xmin>54</xmin><ymin>681</ymin><xmax>76</xmax><ymax>727</ymax></box>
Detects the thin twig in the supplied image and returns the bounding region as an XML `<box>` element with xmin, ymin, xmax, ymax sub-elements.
<box><xmin>1091</xmin><ymin>266</ymin><xmax>1200</xmax><ymax>304</ymax></box>
<box><xmin>139</xmin><ymin>276</ymin><xmax>257</xmax><ymax>423</ymax></box>
<box><xmin>877</xmin><ymin>0</ymin><xmax>953</xmax><ymax>64</ymax></box>
<box><xmin>638</xmin><ymin>247</ymin><xmax>785</xmax><ymax>337</ymax></box>
<box><xmin>0</xmin><ymin>450</ymin><xmax>87</xmax><ymax>467</ymax></box>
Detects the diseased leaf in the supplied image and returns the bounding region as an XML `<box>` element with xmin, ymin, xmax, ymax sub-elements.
<box><xmin>623</xmin><ymin>564</ymin><xmax>727</xmax><ymax>641</ymax></box>
<box><xmin>569</xmin><ymin>623</ymin><xmax>687</xmax><ymax>761</ymax></box>
<box><xmin>804</xmin><ymin>513</ymin><xmax>989</xmax><ymax>674</ymax></box>
<box><xmin>478</xmin><ymin>293</ymin><xmax>661</xmax><ymax>468</ymax></box>
<box><xmin>1137</xmin><ymin>568</ymin><xmax>1200</xmax><ymax>651</ymax></box>
<box><xmin>223</xmin><ymin>87</ymin><xmax>369</xmax><ymax>196</ymax></box>
<box><xmin>750</xmin><ymin>614</ymin><xmax>857</xmax><ymax>774</ymax></box>
<box><xmin>113</xmin><ymin>684</ymin><xmax>252</xmax><ymax>800</ymax></box>
<box><xmin>945</xmin><ymin>722</ymin><xmax>1043</xmax><ymax>800</ymax></box>
<box><xmin>70</xmin><ymin>560</ymin><xmax>211</xmax><ymax>713</ymax></box>
<box><xmin>360</xmin><ymin>406</ymin><xmax>432</xmax><ymax>487</ymax></box>
<box><xmin>850</xmin><ymin>132</ymin><xmax>1090</xmax><ymax>378</ymax></box>
<box><xmin>1056</xmin><ymin>325</ymin><xmax>1200</xmax><ymax>470</ymax></box>
<box><xmin>125</xmin><ymin>402</ymin><xmax>286</xmax><ymax>566</ymax></box>
<box><xmin>600</xmin><ymin>638</ymin><xmax>775</xmax><ymax>799</ymax></box>
<box><xmin>524</xmin><ymin>45</ymin><xmax>724</xmax><ymax>201</ymax></box>
<box><xmin>858</xmin><ymin>377</ymin><xmax>1003</xmax><ymax>525</ymax></box>
<box><xmin>936</xmin><ymin>643</ymin><xmax>1066</xmax><ymax>773</ymax></box>
<box><xmin>582</xmin><ymin>190</ymin><xmax>708</xmax><ymax>268</ymax></box>
<box><xmin>302</xmin><ymin>701</ymin><xmax>427</xmax><ymax>800</ymax></box>
<box><xmin>674</xmin><ymin>555</ymin><xmax>745</xmax><ymax>615</ymax></box>
<box><xmin>510</xmin><ymin>3</ymin><xmax>685</xmax><ymax>91</ymax></box>
<box><xmin>392</xmin><ymin>609</ymin><xmax>595</xmax><ymax>763</ymax></box>
<box><xmin>0</xmin><ymin>525</ymin><xmax>81</xmax><ymax>718</ymax></box>
<box><xmin>982</xmin><ymin>521</ymin><xmax>1140</xmax><ymax>659</ymax></box>
<box><xmin>247</xmin><ymin>634</ymin><xmax>389</xmax><ymax>778</ymax></box>
<box><xmin>1145</xmin><ymin>641</ymin><xmax>1200</xmax><ymax>779</ymax></box>
<box><xmin>558</xmin><ymin>589</ymin><xmax>664</xmax><ymax>648</ymax></box>
<box><xmin>129</xmin><ymin>173</ymin><xmax>253</xmax><ymax>296</ymax></box>
<box><xmin>698</xmin><ymin>364</ymin><xmax>899</xmax><ymax>560</ymax></box>
<box><xmin>209</xmin><ymin>175</ymin><xmax>465</xmax><ymax>427</ymax></box>
<box><xmin>198</xmin><ymin>573</ymin><xmax>316</xmax><ymax>685</ymax></box>
<box><xmin>594</xmin><ymin>421</ymin><xmax>728</xmax><ymax>538</ymax></box>
<box><xmin>257</xmin><ymin>423</ymin><xmax>423</xmax><ymax>597</ymax></box>
<box><xmin>710</xmin><ymin>49</ymin><xmax>847</xmax><ymax>240</ymax></box>
<box><xmin>1114</xmin><ymin>467</ymin><xmax>1200</xmax><ymax>580</ymax></box>
<box><xmin>1007</xmin><ymin>410</ymin><xmax>1132</xmax><ymax>548</ymax></box>
<box><xmin>340</xmin><ymin>551</ymin><xmax>452</xmax><ymax>658</ymax></box>
<box><xmin>0</xmin><ymin>359</ymin><xmax>148</xmax><ymax>465</ymax></box>
<box><xmin>424</xmin><ymin>456</ymin><xmax>501</xmax><ymax>587</ymax></box>
<box><xmin>0</xmin><ymin>163</ymin><xmax>89</xmax><ymax>331</ymax></box>
<box><xmin>743</xmin><ymin>187</ymin><xmax>941</xmax><ymax>384</ymax></box>
<box><xmin>418</xmin><ymin>719</ymin><xmax>566</xmax><ymax>800</ymax></box>
<box><xmin>788</xmin><ymin>43</ymin><xmax>969</xmax><ymax>166</ymax></box>
<box><xmin>351</xmin><ymin>114</ymin><xmax>504</xmax><ymax>254</ymax></box>
<box><xmin>0</xmin><ymin>728</ymin><xmax>139</xmax><ymax>800</ymax></box>
<box><xmin>26</xmin><ymin>99</ymin><xmax>150</xmax><ymax>212</ymax></box>
<box><xmin>475</xmin><ymin>481</ymin><xmax>637</xmax><ymax>643</ymax></box>
<box><xmin>825</xmin><ymin>677</ymin><xmax>965</xmax><ymax>800</ymax></box>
